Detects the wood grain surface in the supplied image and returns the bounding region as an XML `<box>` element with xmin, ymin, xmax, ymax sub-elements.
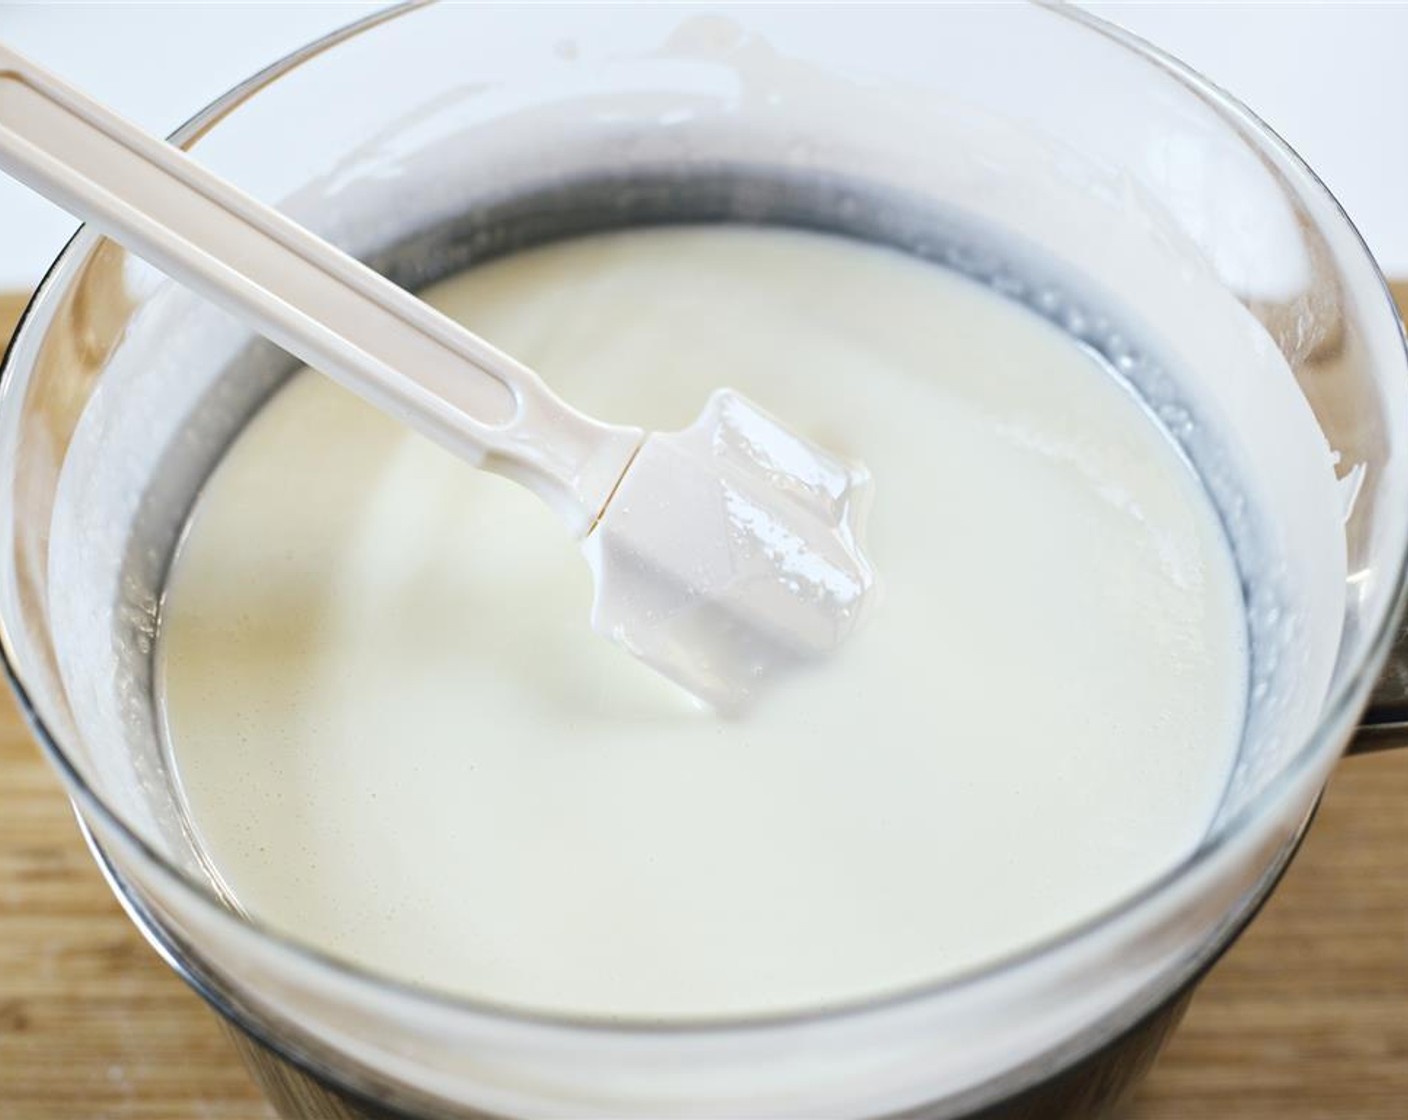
<box><xmin>1</xmin><ymin>287</ymin><xmax>1406</xmax><ymax>1118</ymax></box>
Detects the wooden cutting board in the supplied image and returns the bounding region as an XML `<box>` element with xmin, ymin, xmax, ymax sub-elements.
<box><xmin>0</xmin><ymin>288</ymin><xmax>1405</xmax><ymax>1119</ymax></box>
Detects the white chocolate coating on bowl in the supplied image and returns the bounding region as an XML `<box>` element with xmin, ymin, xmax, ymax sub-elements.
<box><xmin>158</xmin><ymin>226</ymin><xmax>1246</xmax><ymax>1019</ymax></box>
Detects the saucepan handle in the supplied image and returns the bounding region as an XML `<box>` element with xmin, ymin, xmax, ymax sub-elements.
<box><xmin>1350</xmin><ymin>614</ymin><xmax>1408</xmax><ymax>753</ymax></box>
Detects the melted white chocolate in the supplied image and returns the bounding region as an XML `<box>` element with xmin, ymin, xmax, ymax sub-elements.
<box><xmin>158</xmin><ymin>226</ymin><xmax>1247</xmax><ymax>1019</ymax></box>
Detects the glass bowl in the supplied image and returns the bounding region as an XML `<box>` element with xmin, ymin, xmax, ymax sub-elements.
<box><xmin>2</xmin><ymin>4</ymin><xmax>1406</xmax><ymax>1117</ymax></box>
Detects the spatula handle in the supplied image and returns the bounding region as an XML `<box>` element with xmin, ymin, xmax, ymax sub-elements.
<box><xmin>0</xmin><ymin>42</ymin><xmax>642</xmax><ymax>535</ymax></box>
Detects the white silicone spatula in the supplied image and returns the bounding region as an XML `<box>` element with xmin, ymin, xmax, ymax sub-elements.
<box><xmin>0</xmin><ymin>42</ymin><xmax>876</xmax><ymax>711</ymax></box>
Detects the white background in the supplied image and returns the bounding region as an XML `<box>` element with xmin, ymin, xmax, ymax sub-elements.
<box><xmin>2</xmin><ymin>2</ymin><xmax>1406</xmax><ymax>289</ymax></box>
